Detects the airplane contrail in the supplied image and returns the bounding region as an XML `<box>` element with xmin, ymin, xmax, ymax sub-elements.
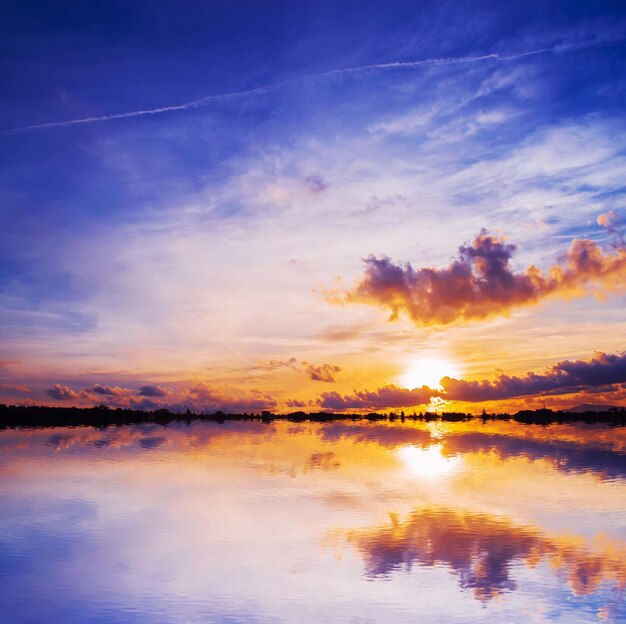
<box><xmin>212</xmin><ymin>332</ymin><xmax>253</xmax><ymax>365</ymax></box>
<box><xmin>3</xmin><ymin>39</ymin><xmax>620</xmax><ymax>135</ymax></box>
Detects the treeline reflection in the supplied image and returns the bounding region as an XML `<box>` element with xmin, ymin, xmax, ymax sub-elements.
<box><xmin>2</xmin><ymin>418</ymin><xmax>625</xmax><ymax>482</ymax></box>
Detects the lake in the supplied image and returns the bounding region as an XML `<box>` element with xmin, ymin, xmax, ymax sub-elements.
<box><xmin>1</xmin><ymin>418</ymin><xmax>625</xmax><ymax>623</ymax></box>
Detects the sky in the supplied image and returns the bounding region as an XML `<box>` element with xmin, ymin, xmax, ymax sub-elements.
<box><xmin>2</xmin><ymin>0</ymin><xmax>626</xmax><ymax>413</ymax></box>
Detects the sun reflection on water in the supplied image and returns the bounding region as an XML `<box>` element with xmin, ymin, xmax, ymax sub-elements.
<box><xmin>397</xmin><ymin>443</ymin><xmax>461</xmax><ymax>478</ymax></box>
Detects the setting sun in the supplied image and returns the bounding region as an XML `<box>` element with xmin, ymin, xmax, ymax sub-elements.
<box><xmin>400</xmin><ymin>356</ymin><xmax>460</xmax><ymax>390</ymax></box>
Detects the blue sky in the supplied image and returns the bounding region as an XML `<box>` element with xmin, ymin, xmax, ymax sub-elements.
<box><xmin>2</xmin><ymin>0</ymin><xmax>626</xmax><ymax>411</ymax></box>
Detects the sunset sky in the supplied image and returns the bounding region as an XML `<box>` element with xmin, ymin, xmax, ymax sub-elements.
<box><xmin>2</xmin><ymin>0</ymin><xmax>626</xmax><ymax>413</ymax></box>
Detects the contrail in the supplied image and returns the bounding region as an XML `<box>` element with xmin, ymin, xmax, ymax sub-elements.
<box><xmin>3</xmin><ymin>39</ymin><xmax>620</xmax><ymax>135</ymax></box>
<box><xmin>212</xmin><ymin>332</ymin><xmax>253</xmax><ymax>365</ymax></box>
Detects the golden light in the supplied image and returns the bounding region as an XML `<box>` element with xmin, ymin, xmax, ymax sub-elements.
<box><xmin>399</xmin><ymin>355</ymin><xmax>460</xmax><ymax>390</ymax></box>
<box><xmin>397</xmin><ymin>444</ymin><xmax>461</xmax><ymax>478</ymax></box>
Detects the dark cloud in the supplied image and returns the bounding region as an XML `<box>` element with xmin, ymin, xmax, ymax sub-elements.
<box><xmin>91</xmin><ymin>384</ymin><xmax>121</xmax><ymax>396</ymax></box>
<box><xmin>318</xmin><ymin>385</ymin><xmax>432</xmax><ymax>410</ymax></box>
<box><xmin>137</xmin><ymin>385</ymin><xmax>169</xmax><ymax>397</ymax></box>
<box><xmin>45</xmin><ymin>384</ymin><xmax>79</xmax><ymax>401</ymax></box>
<box><xmin>286</xmin><ymin>399</ymin><xmax>307</xmax><ymax>408</ymax></box>
<box><xmin>303</xmin><ymin>362</ymin><xmax>341</xmax><ymax>383</ymax></box>
<box><xmin>0</xmin><ymin>359</ymin><xmax>20</xmax><ymax>368</ymax></box>
<box><xmin>335</xmin><ymin>229</ymin><xmax>626</xmax><ymax>326</ymax></box>
<box><xmin>442</xmin><ymin>351</ymin><xmax>626</xmax><ymax>402</ymax></box>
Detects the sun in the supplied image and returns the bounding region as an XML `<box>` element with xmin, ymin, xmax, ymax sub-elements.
<box><xmin>399</xmin><ymin>355</ymin><xmax>460</xmax><ymax>390</ymax></box>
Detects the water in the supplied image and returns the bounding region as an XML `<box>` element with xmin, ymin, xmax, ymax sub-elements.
<box><xmin>1</xmin><ymin>419</ymin><xmax>625</xmax><ymax>623</ymax></box>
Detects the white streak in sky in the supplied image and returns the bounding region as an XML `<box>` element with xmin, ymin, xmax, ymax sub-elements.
<box><xmin>213</xmin><ymin>332</ymin><xmax>252</xmax><ymax>365</ymax></box>
<box><xmin>3</xmin><ymin>39</ymin><xmax>620</xmax><ymax>135</ymax></box>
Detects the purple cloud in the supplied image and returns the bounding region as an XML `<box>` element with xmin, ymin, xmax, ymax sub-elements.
<box><xmin>46</xmin><ymin>384</ymin><xmax>79</xmax><ymax>400</ymax></box>
<box><xmin>442</xmin><ymin>351</ymin><xmax>626</xmax><ymax>402</ymax></box>
<box><xmin>334</xmin><ymin>229</ymin><xmax>626</xmax><ymax>326</ymax></box>
<box><xmin>318</xmin><ymin>385</ymin><xmax>433</xmax><ymax>410</ymax></box>
<box><xmin>138</xmin><ymin>385</ymin><xmax>169</xmax><ymax>397</ymax></box>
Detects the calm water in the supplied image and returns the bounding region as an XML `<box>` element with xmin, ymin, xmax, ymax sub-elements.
<box><xmin>1</xmin><ymin>419</ymin><xmax>625</xmax><ymax>623</ymax></box>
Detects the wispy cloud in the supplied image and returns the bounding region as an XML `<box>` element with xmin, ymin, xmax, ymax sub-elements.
<box><xmin>4</xmin><ymin>39</ymin><xmax>618</xmax><ymax>135</ymax></box>
<box><xmin>0</xmin><ymin>383</ymin><xmax>30</xmax><ymax>394</ymax></box>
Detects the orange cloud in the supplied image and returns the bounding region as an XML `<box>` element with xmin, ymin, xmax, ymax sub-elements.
<box><xmin>333</xmin><ymin>229</ymin><xmax>626</xmax><ymax>326</ymax></box>
<box><xmin>303</xmin><ymin>362</ymin><xmax>341</xmax><ymax>382</ymax></box>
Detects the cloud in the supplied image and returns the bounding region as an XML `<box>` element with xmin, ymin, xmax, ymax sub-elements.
<box><xmin>286</xmin><ymin>399</ymin><xmax>307</xmax><ymax>409</ymax></box>
<box><xmin>4</xmin><ymin>40</ymin><xmax>608</xmax><ymax>134</ymax></box>
<box><xmin>598</xmin><ymin>210</ymin><xmax>624</xmax><ymax>245</ymax></box>
<box><xmin>91</xmin><ymin>384</ymin><xmax>126</xmax><ymax>396</ymax></box>
<box><xmin>45</xmin><ymin>384</ymin><xmax>79</xmax><ymax>400</ymax></box>
<box><xmin>0</xmin><ymin>383</ymin><xmax>31</xmax><ymax>394</ymax></box>
<box><xmin>45</xmin><ymin>383</ymin><xmax>165</xmax><ymax>410</ymax></box>
<box><xmin>137</xmin><ymin>385</ymin><xmax>170</xmax><ymax>397</ymax></box>
<box><xmin>318</xmin><ymin>385</ymin><xmax>432</xmax><ymax>410</ymax></box>
<box><xmin>257</xmin><ymin>358</ymin><xmax>341</xmax><ymax>382</ymax></box>
<box><xmin>334</xmin><ymin>229</ymin><xmax>626</xmax><ymax>326</ymax></box>
<box><xmin>303</xmin><ymin>362</ymin><xmax>341</xmax><ymax>383</ymax></box>
<box><xmin>442</xmin><ymin>351</ymin><xmax>626</xmax><ymax>402</ymax></box>
<box><xmin>0</xmin><ymin>359</ymin><xmax>20</xmax><ymax>368</ymax></box>
<box><xmin>312</xmin><ymin>351</ymin><xmax>626</xmax><ymax>409</ymax></box>
<box><xmin>598</xmin><ymin>210</ymin><xmax>620</xmax><ymax>228</ymax></box>
<box><xmin>266</xmin><ymin>358</ymin><xmax>299</xmax><ymax>370</ymax></box>
<box><xmin>178</xmin><ymin>383</ymin><xmax>277</xmax><ymax>414</ymax></box>
<box><xmin>303</xmin><ymin>175</ymin><xmax>327</xmax><ymax>193</ymax></box>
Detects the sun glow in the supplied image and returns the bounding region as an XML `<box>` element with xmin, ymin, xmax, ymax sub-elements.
<box><xmin>399</xmin><ymin>356</ymin><xmax>460</xmax><ymax>390</ymax></box>
<box><xmin>397</xmin><ymin>444</ymin><xmax>461</xmax><ymax>478</ymax></box>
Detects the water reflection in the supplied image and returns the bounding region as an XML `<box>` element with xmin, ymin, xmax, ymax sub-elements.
<box><xmin>397</xmin><ymin>444</ymin><xmax>462</xmax><ymax>478</ymax></box>
<box><xmin>342</xmin><ymin>506</ymin><xmax>626</xmax><ymax>601</ymax></box>
<box><xmin>0</xmin><ymin>419</ymin><xmax>625</xmax><ymax>623</ymax></box>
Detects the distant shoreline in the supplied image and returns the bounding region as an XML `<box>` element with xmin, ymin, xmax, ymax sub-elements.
<box><xmin>1</xmin><ymin>403</ymin><xmax>625</xmax><ymax>430</ymax></box>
